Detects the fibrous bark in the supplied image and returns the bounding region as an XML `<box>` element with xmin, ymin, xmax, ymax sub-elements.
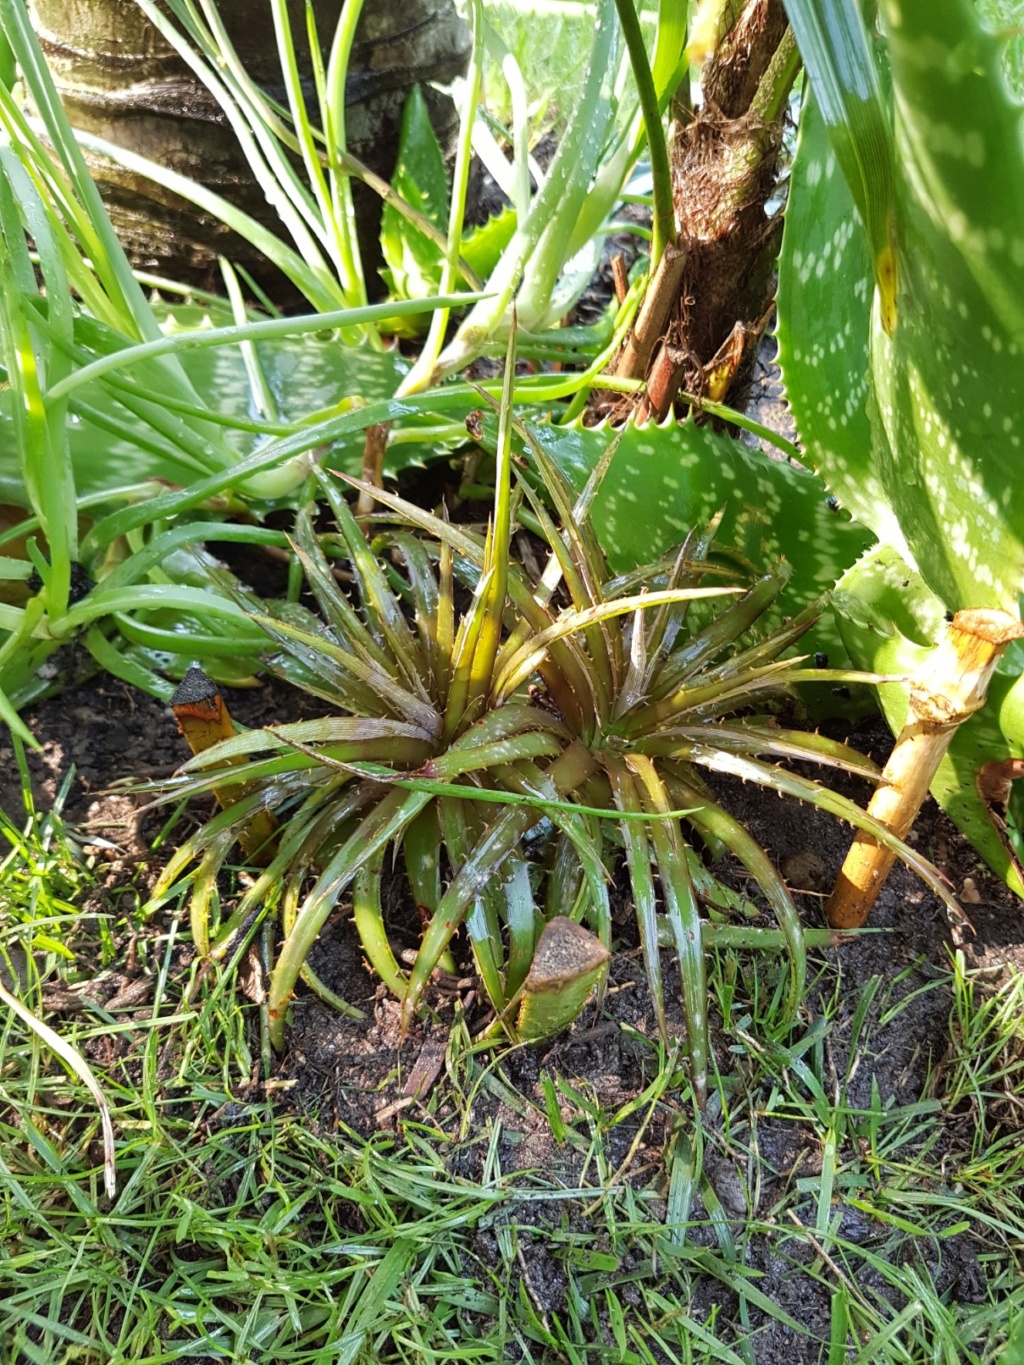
<box><xmin>598</xmin><ymin>0</ymin><xmax>795</xmax><ymax>425</ymax></box>
<box><xmin>29</xmin><ymin>0</ymin><xmax>471</xmax><ymax>293</ymax></box>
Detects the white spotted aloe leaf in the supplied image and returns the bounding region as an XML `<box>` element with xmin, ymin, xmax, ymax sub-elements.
<box><xmin>511</xmin><ymin>415</ymin><xmax>874</xmax><ymax>668</ymax></box>
<box><xmin>778</xmin><ymin>0</ymin><xmax>1024</xmax><ymax>890</ymax></box>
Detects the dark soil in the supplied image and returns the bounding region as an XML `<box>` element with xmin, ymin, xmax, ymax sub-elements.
<box><xmin>2</xmin><ymin>676</ymin><xmax>1021</xmax><ymax>1361</ymax></box>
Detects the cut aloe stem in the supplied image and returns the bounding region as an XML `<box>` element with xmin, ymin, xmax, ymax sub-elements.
<box><xmin>516</xmin><ymin>917</ymin><xmax>611</xmax><ymax>1042</ymax></box>
<box><xmin>826</xmin><ymin>610</ymin><xmax>1024</xmax><ymax>929</ymax></box>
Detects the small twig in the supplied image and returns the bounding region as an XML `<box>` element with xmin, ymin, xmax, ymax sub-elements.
<box><xmin>611</xmin><ymin>252</ymin><xmax>629</xmax><ymax>304</ymax></box>
<box><xmin>635</xmin><ymin>339</ymin><xmax>690</xmax><ymax>424</ymax></box>
<box><xmin>357</xmin><ymin>422</ymin><xmax>392</xmax><ymax>524</ymax></box>
<box><xmin>611</xmin><ymin>243</ymin><xmax>688</xmax><ymax>386</ymax></box>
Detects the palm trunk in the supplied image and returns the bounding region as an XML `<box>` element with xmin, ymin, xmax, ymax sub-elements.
<box><xmin>29</xmin><ymin>0</ymin><xmax>470</xmax><ymax>295</ymax></box>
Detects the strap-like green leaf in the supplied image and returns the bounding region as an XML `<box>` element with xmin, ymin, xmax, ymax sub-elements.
<box><xmin>783</xmin><ymin>0</ymin><xmax>898</xmax><ymax>329</ymax></box>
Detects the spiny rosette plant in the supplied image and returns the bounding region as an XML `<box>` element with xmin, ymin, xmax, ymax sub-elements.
<box><xmin>152</xmin><ymin>361</ymin><xmax>959</xmax><ymax>1107</ymax></box>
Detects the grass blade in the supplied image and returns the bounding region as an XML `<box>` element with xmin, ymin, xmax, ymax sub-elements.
<box><xmin>0</xmin><ymin>979</ymin><xmax>116</xmax><ymax>1200</ymax></box>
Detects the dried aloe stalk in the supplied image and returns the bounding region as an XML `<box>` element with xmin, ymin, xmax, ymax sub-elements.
<box><xmin>827</xmin><ymin>611</ymin><xmax>1024</xmax><ymax>929</ymax></box>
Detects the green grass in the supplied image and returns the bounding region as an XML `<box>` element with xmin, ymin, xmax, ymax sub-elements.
<box><xmin>3</xmin><ymin>781</ymin><xmax>1024</xmax><ymax>1363</ymax></box>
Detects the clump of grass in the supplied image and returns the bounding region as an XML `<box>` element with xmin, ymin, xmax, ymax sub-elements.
<box><xmin>2</xmin><ymin>772</ymin><xmax>1023</xmax><ymax>1362</ymax></box>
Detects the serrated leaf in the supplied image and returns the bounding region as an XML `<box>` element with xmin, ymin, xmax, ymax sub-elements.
<box><xmin>523</xmin><ymin>416</ymin><xmax>874</xmax><ymax>663</ymax></box>
<box><xmin>380</xmin><ymin>84</ymin><xmax>450</xmax><ymax>308</ymax></box>
<box><xmin>461</xmin><ymin>204</ymin><xmax>517</xmax><ymax>281</ymax></box>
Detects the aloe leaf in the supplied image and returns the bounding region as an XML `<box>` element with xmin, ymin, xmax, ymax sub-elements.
<box><xmin>289</xmin><ymin>514</ymin><xmax>394</xmax><ymax>670</ymax></box>
<box><xmin>435</xmin><ymin>794</ymin><xmax>503</xmax><ymax>1001</ymax></box>
<box><xmin>516</xmin><ymin>918</ymin><xmax>610</xmax><ymax>1042</ymax></box>
<box><xmin>189</xmin><ymin>832</ymin><xmax>236</xmax><ymax>957</ymax></box>
<box><xmin>495</xmin><ymin>759</ymin><xmax>612</xmax><ymax>948</ymax></box>
<box><xmin>408</xmin><ymin>801</ymin><xmax>533</xmax><ymax>1027</ymax></box>
<box><xmin>399</xmin><ymin>741</ymin><xmax>601</xmax><ymax>1029</ymax></box>
<box><xmin>869</xmin><ymin>0</ymin><xmax>1024</xmax><ymax>611</ymax></box>
<box><xmin>775</xmin><ymin>87</ymin><xmax>886</xmax><ymax>538</ymax></box>
<box><xmin>352</xmin><ymin>855</ymin><xmax>406</xmax><ymax>998</ymax></box>
<box><xmin>780</xmin><ymin>0</ymin><xmax>1024</xmax><ymax>885</ymax></box>
<box><xmin>434</xmin><ymin>0</ymin><xmax>619</xmax><ymax>373</ymax></box>
<box><xmin>269</xmin><ymin>787</ymin><xmax>432</xmax><ymax>1048</ymax></box>
<box><xmin>320</xmin><ymin>478</ymin><xmax>427</xmax><ymax>689</ymax></box>
<box><xmin>546</xmin><ymin>831</ymin><xmax>586</xmax><ymax>922</ymax></box>
<box><xmin>645</xmin><ymin>723</ymin><xmax>883</xmax><ymax>782</ymax></box>
<box><xmin>782</xmin><ymin>0</ymin><xmax>1024</xmax><ymax>614</ymax></box>
<box><xmin>383</xmin><ymin>533</ymin><xmax>441</xmax><ymax>685</ymax></box>
<box><xmin>608</xmin><ymin>763</ymin><xmax>667</xmax><ymax>1041</ymax></box>
<box><xmin>523</xmin><ymin>416</ymin><xmax>874</xmax><ymax>665</ymax></box>
<box><xmin>463</xmin><ymin>325</ymin><xmax>517</xmax><ymax>726</ymax></box>
<box><xmin>494</xmin><ymin>585</ymin><xmax>742</xmax><ymax>702</ymax></box>
<box><xmin>404</xmin><ymin>804</ymin><xmax>442</xmax><ymax>917</ymax></box>
<box><xmin>630</xmin><ymin>756</ymin><xmax>708</xmax><ymax>1107</ymax></box>
<box><xmin>447</xmin><ymin>701</ymin><xmax>568</xmax><ymax>751</ymax></box>
<box><xmin>460</xmin><ymin>206</ymin><xmax>517</xmax><ymax>280</ymax></box>
<box><xmin>684</xmin><ymin>744</ymin><xmax>963</xmax><ymax>919</ymax></box>
<box><xmin>509</xmin><ymin>476</ymin><xmax>616</xmax><ymax>723</ymax></box>
<box><xmin>342</xmin><ymin>473</ymin><xmax>593</xmax><ymax>726</ymax></box>
<box><xmin>153</xmin><ymin>788</ymin><xmax>274</xmax><ymax>909</ymax></box>
<box><xmin>498</xmin><ymin>853</ymin><xmax>537</xmax><ymax>1001</ymax></box>
<box><xmin>836</xmin><ymin>542</ymin><xmax>1024</xmax><ymax>896</ymax></box>
<box><xmin>782</xmin><ymin>0</ymin><xmax>898</xmax><ymax>329</ymax></box>
<box><xmin>380</xmin><ymin>85</ymin><xmax>449</xmax><ymax>308</ymax></box>
<box><xmin>647</xmin><ymin>564</ymin><xmax>793</xmax><ymax>700</ymax></box>
<box><xmin>0</xmin><ymin>163</ymin><xmax>74</xmax><ymax>617</ymax></box>
<box><xmin>432</xmin><ymin>731</ymin><xmax>565</xmax><ymax>779</ymax></box>
<box><xmin>464</xmin><ymin>892</ymin><xmax>508</xmax><ymax>1015</ymax></box>
<box><xmin>254</xmin><ymin>612</ymin><xmax>441</xmax><ymax>736</ymax></box>
<box><xmin>672</xmin><ymin>776</ymin><xmax>807</xmax><ymax>1025</ymax></box>
<box><xmin>177</xmin><ymin>718</ymin><xmax>435</xmax><ymax>767</ymax></box>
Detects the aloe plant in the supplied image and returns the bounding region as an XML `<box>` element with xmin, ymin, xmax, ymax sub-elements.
<box><xmin>153</xmin><ymin>339</ymin><xmax>959</xmax><ymax>1106</ymax></box>
<box><xmin>776</xmin><ymin>0</ymin><xmax>1024</xmax><ymax>892</ymax></box>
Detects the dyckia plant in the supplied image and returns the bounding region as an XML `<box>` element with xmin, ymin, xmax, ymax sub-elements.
<box><xmin>155</xmin><ymin>348</ymin><xmax>959</xmax><ymax>1106</ymax></box>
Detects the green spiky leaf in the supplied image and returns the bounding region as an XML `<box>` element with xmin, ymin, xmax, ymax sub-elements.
<box><xmin>380</xmin><ymin>85</ymin><xmax>450</xmax><ymax>314</ymax></box>
<box><xmin>517</xmin><ymin>415</ymin><xmax>874</xmax><ymax>664</ymax></box>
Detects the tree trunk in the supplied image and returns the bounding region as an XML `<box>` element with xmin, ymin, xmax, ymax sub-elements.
<box><xmin>595</xmin><ymin>0</ymin><xmax>797</xmax><ymax>424</ymax></box>
<box><xmin>28</xmin><ymin>0</ymin><xmax>471</xmax><ymax>295</ymax></box>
